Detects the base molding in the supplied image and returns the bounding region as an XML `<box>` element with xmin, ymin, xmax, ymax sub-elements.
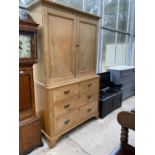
<box><xmin>42</xmin><ymin>113</ymin><xmax>98</xmax><ymax>148</ymax></box>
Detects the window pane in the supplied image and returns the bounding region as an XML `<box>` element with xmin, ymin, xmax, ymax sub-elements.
<box><xmin>126</xmin><ymin>36</ymin><xmax>135</xmax><ymax>65</ymax></box>
<box><xmin>19</xmin><ymin>0</ymin><xmax>35</xmax><ymax>7</ymax></box>
<box><xmin>103</xmin><ymin>0</ymin><xmax>118</xmax><ymax>29</ymax></box>
<box><xmin>102</xmin><ymin>30</ymin><xmax>116</xmax><ymax>68</ymax></box>
<box><xmin>84</xmin><ymin>0</ymin><xmax>100</xmax><ymax>15</ymax></box>
<box><xmin>54</xmin><ymin>0</ymin><xmax>66</xmax><ymax>5</ymax></box>
<box><xmin>67</xmin><ymin>0</ymin><xmax>83</xmax><ymax>10</ymax></box>
<box><xmin>118</xmin><ymin>0</ymin><xmax>129</xmax><ymax>32</ymax></box>
<box><xmin>115</xmin><ymin>33</ymin><xmax>127</xmax><ymax>65</ymax></box>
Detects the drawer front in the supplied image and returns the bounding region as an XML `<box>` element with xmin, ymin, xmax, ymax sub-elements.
<box><xmin>120</xmin><ymin>69</ymin><xmax>135</xmax><ymax>78</ymax></box>
<box><xmin>123</xmin><ymin>87</ymin><xmax>135</xmax><ymax>100</ymax></box>
<box><xmin>112</xmin><ymin>95</ymin><xmax>122</xmax><ymax>109</ymax></box>
<box><xmin>54</xmin><ymin>96</ymin><xmax>79</xmax><ymax>118</ymax></box>
<box><xmin>53</xmin><ymin>84</ymin><xmax>79</xmax><ymax>102</ymax></box>
<box><xmin>120</xmin><ymin>75</ymin><xmax>135</xmax><ymax>84</ymax></box>
<box><xmin>79</xmin><ymin>101</ymin><xmax>98</xmax><ymax>120</ymax></box>
<box><xmin>54</xmin><ymin>109</ymin><xmax>80</xmax><ymax>135</ymax></box>
<box><xmin>121</xmin><ymin>79</ymin><xmax>135</xmax><ymax>88</ymax></box>
<box><xmin>79</xmin><ymin>93</ymin><xmax>98</xmax><ymax>107</ymax></box>
<box><xmin>80</xmin><ymin>78</ymin><xmax>99</xmax><ymax>93</ymax></box>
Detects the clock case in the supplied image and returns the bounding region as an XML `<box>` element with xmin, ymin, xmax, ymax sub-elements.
<box><xmin>19</xmin><ymin>14</ymin><xmax>39</xmax><ymax>65</ymax></box>
<box><xmin>19</xmin><ymin>13</ymin><xmax>43</xmax><ymax>155</ymax></box>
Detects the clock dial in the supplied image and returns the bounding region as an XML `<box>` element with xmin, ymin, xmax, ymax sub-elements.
<box><xmin>19</xmin><ymin>34</ymin><xmax>32</xmax><ymax>58</ymax></box>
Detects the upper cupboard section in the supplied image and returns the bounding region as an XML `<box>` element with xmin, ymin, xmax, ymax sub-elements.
<box><xmin>29</xmin><ymin>1</ymin><xmax>100</xmax><ymax>86</ymax></box>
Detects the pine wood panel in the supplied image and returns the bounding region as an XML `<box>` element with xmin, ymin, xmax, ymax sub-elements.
<box><xmin>46</xmin><ymin>8</ymin><xmax>76</xmax><ymax>83</ymax></box>
<box><xmin>34</xmin><ymin>84</ymin><xmax>55</xmax><ymax>138</ymax></box>
<box><xmin>76</xmin><ymin>17</ymin><xmax>98</xmax><ymax>77</ymax></box>
<box><xmin>29</xmin><ymin>6</ymin><xmax>46</xmax><ymax>84</ymax></box>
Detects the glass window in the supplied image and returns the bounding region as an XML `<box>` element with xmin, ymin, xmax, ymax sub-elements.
<box><xmin>103</xmin><ymin>0</ymin><xmax>118</xmax><ymax>29</ymax></box>
<box><xmin>117</xmin><ymin>0</ymin><xmax>129</xmax><ymax>32</ymax></box>
<box><xmin>115</xmin><ymin>33</ymin><xmax>127</xmax><ymax>65</ymax></box>
<box><xmin>19</xmin><ymin>0</ymin><xmax>36</xmax><ymax>7</ymax></box>
<box><xmin>67</xmin><ymin>0</ymin><xmax>83</xmax><ymax>10</ymax></box>
<box><xmin>54</xmin><ymin>0</ymin><xmax>66</xmax><ymax>5</ymax></box>
<box><xmin>102</xmin><ymin>30</ymin><xmax>116</xmax><ymax>68</ymax></box>
<box><xmin>84</xmin><ymin>0</ymin><xmax>99</xmax><ymax>15</ymax></box>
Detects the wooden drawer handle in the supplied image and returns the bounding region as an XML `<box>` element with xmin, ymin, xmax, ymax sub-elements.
<box><xmin>64</xmin><ymin>104</ymin><xmax>70</xmax><ymax>109</ymax></box>
<box><xmin>64</xmin><ymin>120</ymin><xmax>70</xmax><ymax>125</ymax></box>
<box><xmin>87</xmin><ymin>108</ymin><xmax>92</xmax><ymax>112</ymax></box>
<box><xmin>87</xmin><ymin>95</ymin><xmax>92</xmax><ymax>99</ymax></box>
<box><xmin>64</xmin><ymin>90</ymin><xmax>70</xmax><ymax>95</ymax></box>
<box><xmin>88</xmin><ymin>83</ymin><xmax>92</xmax><ymax>87</ymax></box>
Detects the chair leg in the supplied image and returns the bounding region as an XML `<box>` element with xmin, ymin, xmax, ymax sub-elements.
<box><xmin>120</xmin><ymin>126</ymin><xmax>129</xmax><ymax>145</ymax></box>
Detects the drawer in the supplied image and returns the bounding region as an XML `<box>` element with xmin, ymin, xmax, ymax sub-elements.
<box><xmin>122</xmin><ymin>83</ymin><xmax>135</xmax><ymax>91</ymax></box>
<box><xmin>112</xmin><ymin>95</ymin><xmax>122</xmax><ymax>109</ymax></box>
<box><xmin>54</xmin><ymin>109</ymin><xmax>80</xmax><ymax>135</ymax></box>
<box><xmin>80</xmin><ymin>78</ymin><xmax>99</xmax><ymax>93</ymax></box>
<box><xmin>53</xmin><ymin>84</ymin><xmax>79</xmax><ymax>102</ymax></box>
<box><xmin>123</xmin><ymin>87</ymin><xmax>134</xmax><ymax>100</ymax></box>
<box><xmin>79</xmin><ymin>93</ymin><xmax>98</xmax><ymax>107</ymax></box>
<box><xmin>120</xmin><ymin>69</ymin><xmax>135</xmax><ymax>78</ymax></box>
<box><xmin>121</xmin><ymin>79</ymin><xmax>135</xmax><ymax>88</ymax></box>
<box><xmin>54</xmin><ymin>96</ymin><xmax>79</xmax><ymax>118</ymax></box>
<box><xmin>120</xmin><ymin>75</ymin><xmax>135</xmax><ymax>83</ymax></box>
<box><xmin>79</xmin><ymin>101</ymin><xmax>98</xmax><ymax>120</ymax></box>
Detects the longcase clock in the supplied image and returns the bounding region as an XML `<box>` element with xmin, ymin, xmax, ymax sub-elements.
<box><xmin>19</xmin><ymin>12</ymin><xmax>43</xmax><ymax>155</ymax></box>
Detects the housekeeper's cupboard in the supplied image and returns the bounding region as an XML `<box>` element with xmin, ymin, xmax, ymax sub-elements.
<box><xmin>28</xmin><ymin>0</ymin><xmax>100</xmax><ymax>147</ymax></box>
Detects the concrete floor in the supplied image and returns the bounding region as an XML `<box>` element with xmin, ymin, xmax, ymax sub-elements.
<box><xmin>28</xmin><ymin>96</ymin><xmax>135</xmax><ymax>155</ymax></box>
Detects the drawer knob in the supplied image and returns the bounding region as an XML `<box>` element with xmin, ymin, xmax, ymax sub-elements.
<box><xmin>88</xmin><ymin>83</ymin><xmax>92</xmax><ymax>87</ymax></box>
<box><xmin>64</xmin><ymin>120</ymin><xmax>70</xmax><ymax>125</ymax></box>
<box><xmin>64</xmin><ymin>90</ymin><xmax>70</xmax><ymax>95</ymax></box>
<box><xmin>87</xmin><ymin>95</ymin><xmax>92</xmax><ymax>99</ymax></box>
<box><xmin>64</xmin><ymin>104</ymin><xmax>70</xmax><ymax>109</ymax></box>
<box><xmin>87</xmin><ymin>108</ymin><xmax>92</xmax><ymax>112</ymax></box>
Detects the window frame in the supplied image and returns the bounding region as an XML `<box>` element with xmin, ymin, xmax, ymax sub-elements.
<box><xmin>98</xmin><ymin>0</ymin><xmax>134</xmax><ymax>72</ymax></box>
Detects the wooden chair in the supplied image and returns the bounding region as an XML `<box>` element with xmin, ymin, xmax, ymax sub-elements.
<box><xmin>110</xmin><ymin>110</ymin><xmax>135</xmax><ymax>155</ymax></box>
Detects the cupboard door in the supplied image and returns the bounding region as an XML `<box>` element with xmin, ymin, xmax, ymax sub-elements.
<box><xmin>76</xmin><ymin>17</ymin><xmax>98</xmax><ymax>77</ymax></box>
<box><xmin>19</xmin><ymin>68</ymin><xmax>35</xmax><ymax>120</ymax></box>
<box><xmin>45</xmin><ymin>8</ymin><xmax>76</xmax><ymax>84</ymax></box>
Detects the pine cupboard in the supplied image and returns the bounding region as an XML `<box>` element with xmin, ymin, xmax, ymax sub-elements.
<box><xmin>29</xmin><ymin>0</ymin><xmax>100</xmax><ymax>147</ymax></box>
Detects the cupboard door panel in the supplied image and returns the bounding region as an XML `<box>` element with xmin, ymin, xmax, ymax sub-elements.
<box><xmin>46</xmin><ymin>9</ymin><xmax>76</xmax><ymax>83</ymax></box>
<box><xmin>76</xmin><ymin>17</ymin><xmax>98</xmax><ymax>77</ymax></box>
<box><xmin>19</xmin><ymin>73</ymin><xmax>32</xmax><ymax>112</ymax></box>
<box><xmin>19</xmin><ymin>68</ymin><xmax>35</xmax><ymax>120</ymax></box>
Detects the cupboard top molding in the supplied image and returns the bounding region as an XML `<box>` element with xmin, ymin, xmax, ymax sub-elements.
<box><xmin>28</xmin><ymin>0</ymin><xmax>101</xmax><ymax>20</ymax></box>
